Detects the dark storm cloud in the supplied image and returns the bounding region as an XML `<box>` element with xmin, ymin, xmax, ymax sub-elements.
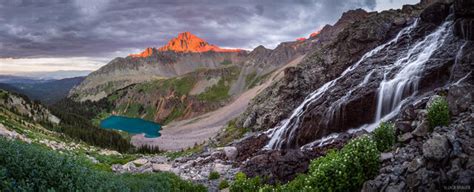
<box><xmin>0</xmin><ymin>0</ymin><xmax>413</xmax><ymax>57</ymax></box>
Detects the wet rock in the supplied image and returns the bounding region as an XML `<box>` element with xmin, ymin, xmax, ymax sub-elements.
<box><xmin>423</xmin><ymin>133</ymin><xmax>450</xmax><ymax>161</ymax></box>
<box><xmin>420</xmin><ymin>2</ymin><xmax>450</xmax><ymax>25</ymax></box>
<box><xmin>454</xmin><ymin>0</ymin><xmax>474</xmax><ymax>16</ymax></box>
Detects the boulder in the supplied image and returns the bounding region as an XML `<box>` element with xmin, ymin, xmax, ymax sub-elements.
<box><xmin>380</xmin><ymin>152</ymin><xmax>394</xmax><ymax>162</ymax></box>
<box><xmin>422</xmin><ymin>134</ymin><xmax>450</xmax><ymax>161</ymax></box>
<box><xmin>399</xmin><ymin>133</ymin><xmax>413</xmax><ymax>143</ymax></box>
<box><xmin>396</xmin><ymin>121</ymin><xmax>414</xmax><ymax>133</ymax></box>
<box><xmin>132</xmin><ymin>158</ymin><xmax>149</xmax><ymax>165</ymax></box>
<box><xmin>412</xmin><ymin>120</ymin><xmax>430</xmax><ymax>137</ymax></box>
<box><xmin>400</xmin><ymin>104</ymin><xmax>417</xmax><ymax>120</ymax></box>
<box><xmin>122</xmin><ymin>162</ymin><xmax>137</xmax><ymax>172</ymax></box>
<box><xmin>152</xmin><ymin>163</ymin><xmax>172</xmax><ymax>172</ymax></box>
<box><xmin>150</xmin><ymin>156</ymin><xmax>168</xmax><ymax>164</ymax></box>
<box><xmin>223</xmin><ymin>147</ymin><xmax>238</xmax><ymax>160</ymax></box>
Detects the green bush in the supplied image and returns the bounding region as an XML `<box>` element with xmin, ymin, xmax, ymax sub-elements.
<box><xmin>0</xmin><ymin>138</ymin><xmax>206</xmax><ymax>191</ymax></box>
<box><xmin>372</xmin><ymin>122</ymin><xmax>396</xmax><ymax>152</ymax></box>
<box><xmin>303</xmin><ymin>136</ymin><xmax>379</xmax><ymax>191</ymax></box>
<box><xmin>209</xmin><ymin>171</ymin><xmax>220</xmax><ymax>180</ymax></box>
<box><xmin>219</xmin><ymin>180</ymin><xmax>230</xmax><ymax>190</ymax></box>
<box><xmin>230</xmin><ymin>172</ymin><xmax>263</xmax><ymax>192</ymax></box>
<box><xmin>229</xmin><ymin>136</ymin><xmax>380</xmax><ymax>192</ymax></box>
<box><xmin>427</xmin><ymin>97</ymin><xmax>450</xmax><ymax>129</ymax></box>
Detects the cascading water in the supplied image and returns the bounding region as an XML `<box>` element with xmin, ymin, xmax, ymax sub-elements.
<box><xmin>265</xmin><ymin>19</ymin><xmax>419</xmax><ymax>149</ymax></box>
<box><xmin>267</xmin><ymin>17</ymin><xmax>455</xmax><ymax>150</ymax></box>
<box><xmin>372</xmin><ymin>20</ymin><xmax>452</xmax><ymax>130</ymax></box>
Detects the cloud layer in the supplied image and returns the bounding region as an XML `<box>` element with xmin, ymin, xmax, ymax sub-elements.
<box><xmin>0</xmin><ymin>0</ymin><xmax>418</xmax><ymax>58</ymax></box>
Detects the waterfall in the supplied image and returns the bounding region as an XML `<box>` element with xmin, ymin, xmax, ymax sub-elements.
<box><xmin>372</xmin><ymin>20</ymin><xmax>452</xmax><ymax>129</ymax></box>
<box><xmin>265</xmin><ymin>19</ymin><xmax>419</xmax><ymax>149</ymax></box>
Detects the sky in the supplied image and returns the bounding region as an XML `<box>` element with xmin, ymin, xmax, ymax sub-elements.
<box><xmin>0</xmin><ymin>0</ymin><xmax>418</xmax><ymax>76</ymax></box>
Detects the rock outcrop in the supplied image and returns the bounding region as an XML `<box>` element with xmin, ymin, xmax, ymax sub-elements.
<box><xmin>0</xmin><ymin>89</ymin><xmax>60</xmax><ymax>124</ymax></box>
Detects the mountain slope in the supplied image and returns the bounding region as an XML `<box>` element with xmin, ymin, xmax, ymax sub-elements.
<box><xmin>70</xmin><ymin>32</ymin><xmax>248</xmax><ymax>101</ymax></box>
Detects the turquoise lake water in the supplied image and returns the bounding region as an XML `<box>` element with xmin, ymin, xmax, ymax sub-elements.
<box><xmin>100</xmin><ymin>116</ymin><xmax>161</xmax><ymax>138</ymax></box>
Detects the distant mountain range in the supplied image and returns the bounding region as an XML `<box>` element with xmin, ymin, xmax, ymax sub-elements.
<box><xmin>9</xmin><ymin>70</ymin><xmax>92</xmax><ymax>80</ymax></box>
<box><xmin>0</xmin><ymin>76</ymin><xmax>85</xmax><ymax>105</ymax></box>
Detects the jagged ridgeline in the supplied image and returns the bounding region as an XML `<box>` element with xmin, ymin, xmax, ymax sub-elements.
<box><xmin>237</xmin><ymin>0</ymin><xmax>472</xmax><ymax>149</ymax></box>
<box><xmin>69</xmin><ymin>31</ymin><xmax>315</xmax><ymax>125</ymax></box>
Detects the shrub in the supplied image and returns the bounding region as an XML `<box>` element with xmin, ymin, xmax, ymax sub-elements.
<box><xmin>302</xmin><ymin>136</ymin><xmax>379</xmax><ymax>191</ymax></box>
<box><xmin>0</xmin><ymin>138</ymin><xmax>206</xmax><ymax>191</ymax></box>
<box><xmin>229</xmin><ymin>136</ymin><xmax>380</xmax><ymax>192</ymax></box>
<box><xmin>427</xmin><ymin>97</ymin><xmax>450</xmax><ymax>129</ymax></box>
<box><xmin>209</xmin><ymin>171</ymin><xmax>220</xmax><ymax>180</ymax></box>
<box><xmin>219</xmin><ymin>180</ymin><xmax>230</xmax><ymax>190</ymax></box>
<box><xmin>372</xmin><ymin>122</ymin><xmax>396</xmax><ymax>152</ymax></box>
<box><xmin>230</xmin><ymin>172</ymin><xmax>263</xmax><ymax>192</ymax></box>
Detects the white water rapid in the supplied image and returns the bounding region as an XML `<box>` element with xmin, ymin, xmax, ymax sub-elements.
<box><xmin>267</xmin><ymin>18</ymin><xmax>454</xmax><ymax>150</ymax></box>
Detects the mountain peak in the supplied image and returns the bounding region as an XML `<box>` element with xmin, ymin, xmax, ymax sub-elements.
<box><xmin>158</xmin><ymin>32</ymin><xmax>242</xmax><ymax>53</ymax></box>
<box><xmin>129</xmin><ymin>32</ymin><xmax>242</xmax><ymax>57</ymax></box>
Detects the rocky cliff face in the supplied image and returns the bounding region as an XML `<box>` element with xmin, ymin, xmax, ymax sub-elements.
<box><xmin>236</xmin><ymin>5</ymin><xmax>423</xmax><ymax>133</ymax></box>
<box><xmin>229</xmin><ymin>0</ymin><xmax>473</xmax><ymax>186</ymax></box>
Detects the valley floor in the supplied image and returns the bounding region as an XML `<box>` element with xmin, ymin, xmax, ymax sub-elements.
<box><xmin>132</xmin><ymin>55</ymin><xmax>305</xmax><ymax>151</ymax></box>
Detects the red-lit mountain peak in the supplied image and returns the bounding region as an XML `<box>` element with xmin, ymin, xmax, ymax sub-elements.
<box><xmin>129</xmin><ymin>32</ymin><xmax>242</xmax><ymax>58</ymax></box>
<box><xmin>158</xmin><ymin>32</ymin><xmax>241</xmax><ymax>53</ymax></box>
